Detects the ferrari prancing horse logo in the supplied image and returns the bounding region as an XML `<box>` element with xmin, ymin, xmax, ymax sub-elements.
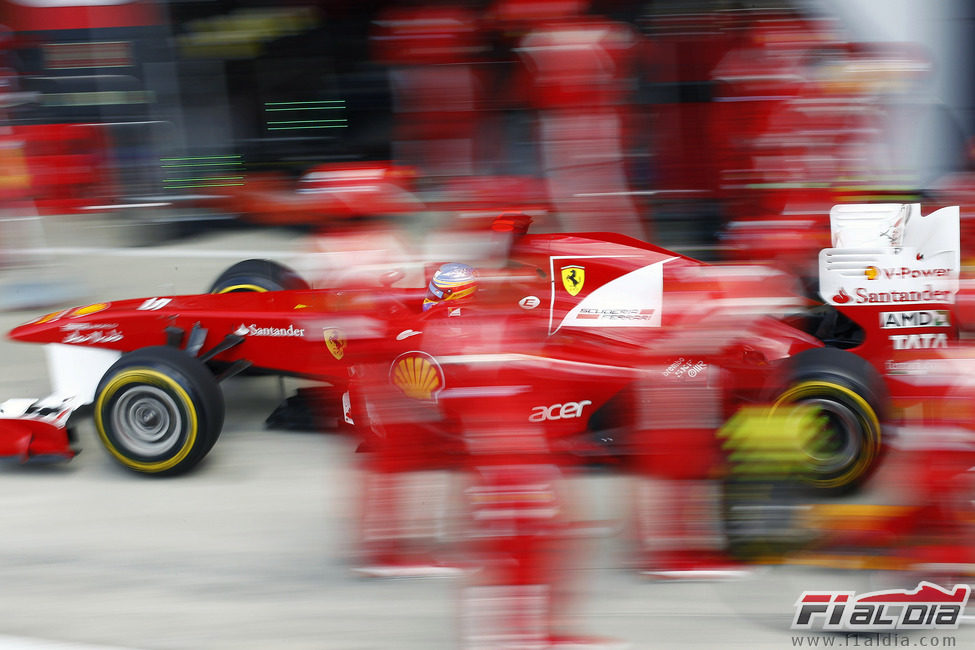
<box><xmin>561</xmin><ymin>265</ymin><xmax>585</xmax><ymax>296</ymax></box>
<box><xmin>324</xmin><ymin>328</ymin><xmax>346</xmax><ymax>360</ymax></box>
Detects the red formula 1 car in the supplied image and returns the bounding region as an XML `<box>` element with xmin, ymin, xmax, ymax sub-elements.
<box><xmin>0</xmin><ymin>205</ymin><xmax>968</xmax><ymax>490</ymax></box>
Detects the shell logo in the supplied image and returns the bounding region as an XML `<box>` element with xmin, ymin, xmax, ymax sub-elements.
<box><xmin>31</xmin><ymin>309</ymin><xmax>69</xmax><ymax>324</ymax></box>
<box><xmin>72</xmin><ymin>302</ymin><xmax>110</xmax><ymax>317</ymax></box>
<box><xmin>389</xmin><ymin>351</ymin><xmax>444</xmax><ymax>401</ymax></box>
<box><xmin>864</xmin><ymin>266</ymin><xmax>879</xmax><ymax>280</ymax></box>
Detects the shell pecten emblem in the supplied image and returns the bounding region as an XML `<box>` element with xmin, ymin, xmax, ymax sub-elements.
<box><xmin>390</xmin><ymin>351</ymin><xmax>445</xmax><ymax>401</ymax></box>
<box><xmin>72</xmin><ymin>302</ymin><xmax>110</xmax><ymax>317</ymax></box>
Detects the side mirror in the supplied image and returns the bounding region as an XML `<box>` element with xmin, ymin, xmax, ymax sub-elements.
<box><xmin>379</xmin><ymin>269</ymin><xmax>405</xmax><ymax>287</ymax></box>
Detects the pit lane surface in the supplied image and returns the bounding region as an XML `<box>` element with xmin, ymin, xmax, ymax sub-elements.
<box><xmin>0</xmin><ymin>218</ymin><xmax>971</xmax><ymax>649</ymax></box>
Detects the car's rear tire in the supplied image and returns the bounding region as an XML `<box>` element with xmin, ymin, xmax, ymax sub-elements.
<box><xmin>94</xmin><ymin>346</ymin><xmax>224</xmax><ymax>476</ymax></box>
<box><xmin>208</xmin><ymin>259</ymin><xmax>309</xmax><ymax>293</ymax></box>
<box><xmin>770</xmin><ymin>347</ymin><xmax>886</xmax><ymax>494</ymax></box>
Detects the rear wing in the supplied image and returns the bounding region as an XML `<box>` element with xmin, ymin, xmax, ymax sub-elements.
<box><xmin>818</xmin><ymin>204</ymin><xmax>959</xmax><ymax>354</ymax></box>
<box><xmin>819</xmin><ymin>204</ymin><xmax>959</xmax><ymax>308</ymax></box>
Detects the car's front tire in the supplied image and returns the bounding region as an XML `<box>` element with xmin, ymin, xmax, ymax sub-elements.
<box><xmin>94</xmin><ymin>346</ymin><xmax>224</xmax><ymax>475</ymax></box>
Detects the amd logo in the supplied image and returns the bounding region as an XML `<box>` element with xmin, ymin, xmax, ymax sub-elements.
<box><xmin>879</xmin><ymin>310</ymin><xmax>950</xmax><ymax>329</ymax></box>
<box><xmin>529</xmin><ymin>400</ymin><xmax>592</xmax><ymax>422</ymax></box>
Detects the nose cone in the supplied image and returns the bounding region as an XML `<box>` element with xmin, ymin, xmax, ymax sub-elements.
<box><xmin>8</xmin><ymin>308</ymin><xmax>70</xmax><ymax>343</ymax></box>
<box><xmin>8</xmin><ymin>302</ymin><xmax>113</xmax><ymax>344</ymax></box>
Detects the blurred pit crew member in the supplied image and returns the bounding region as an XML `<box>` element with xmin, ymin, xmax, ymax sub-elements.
<box><xmin>354</xmin><ymin>262</ymin><xmax>479</xmax><ymax>577</ymax></box>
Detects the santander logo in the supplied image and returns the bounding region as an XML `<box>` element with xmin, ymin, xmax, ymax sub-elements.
<box><xmin>832</xmin><ymin>288</ymin><xmax>851</xmax><ymax>304</ymax></box>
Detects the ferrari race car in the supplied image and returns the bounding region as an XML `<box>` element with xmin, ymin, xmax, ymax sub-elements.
<box><xmin>0</xmin><ymin>204</ymin><xmax>968</xmax><ymax>491</ymax></box>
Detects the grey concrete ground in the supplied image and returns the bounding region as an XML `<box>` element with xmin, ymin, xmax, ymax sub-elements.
<box><xmin>0</xmin><ymin>212</ymin><xmax>971</xmax><ymax>649</ymax></box>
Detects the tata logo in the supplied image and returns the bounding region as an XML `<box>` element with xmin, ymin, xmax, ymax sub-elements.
<box><xmin>889</xmin><ymin>333</ymin><xmax>948</xmax><ymax>350</ymax></box>
<box><xmin>560</xmin><ymin>265</ymin><xmax>585</xmax><ymax>296</ymax></box>
<box><xmin>879</xmin><ymin>310</ymin><xmax>950</xmax><ymax>329</ymax></box>
<box><xmin>529</xmin><ymin>400</ymin><xmax>592</xmax><ymax>422</ymax></box>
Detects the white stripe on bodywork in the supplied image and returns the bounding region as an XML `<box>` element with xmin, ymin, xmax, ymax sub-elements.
<box><xmin>45</xmin><ymin>344</ymin><xmax>122</xmax><ymax>405</ymax></box>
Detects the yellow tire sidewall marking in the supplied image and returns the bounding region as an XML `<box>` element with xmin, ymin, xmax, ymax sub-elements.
<box><xmin>94</xmin><ymin>368</ymin><xmax>199</xmax><ymax>473</ymax></box>
<box><xmin>216</xmin><ymin>284</ymin><xmax>269</xmax><ymax>294</ymax></box>
<box><xmin>772</xmin><ymin>380</ymin><xmax>881</xmax><ymax>489</ymax></box>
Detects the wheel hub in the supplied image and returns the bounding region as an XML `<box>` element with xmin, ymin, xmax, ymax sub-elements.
<box><xmin>112</xmin><ymin>385</ymin><xmax>183</xmax><ymax>456</ymax></box>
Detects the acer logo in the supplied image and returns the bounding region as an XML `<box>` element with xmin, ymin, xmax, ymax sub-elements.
<box><xmin>529</xmin><ymin>400</ymin><xmax>592</xmax><ymax>422</ymax></box>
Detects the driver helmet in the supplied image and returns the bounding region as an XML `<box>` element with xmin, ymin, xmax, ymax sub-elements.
<box><xmin>423</xmin><ymin>262</ymin><xmax>477</xmax><ymax>311</ymax></box>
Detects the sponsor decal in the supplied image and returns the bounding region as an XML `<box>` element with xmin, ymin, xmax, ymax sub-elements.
<box><xmin>31</xmin><ymin>309</ymin><xmax>71</xmax><ymax>324</ymax></box>
<box><xmin>137</xmin><ymin>297</ymin><xmax>172</xmax><ymax>311</ymax></box>
<box><xmin>885</xmin><ymin>359</ymin><xmax>931</xmax><ymax>376</ymax></box>
<box><xmin>831</xmin><ymin>285</ymin><xmax>953</xmax><ymax>305</ymax></box>
<box><xmin>529</xmin><ymin>400</ymin><xmax>592</xmax><ymax>422</ymax></box>
<box><xmin>879</xmin><ymin>310</ymin><xmax>950</xmax><ymax>329</ymax></box>
<box><xmin>576</xmin><ymin>308</ymin><xmax>655</xmax><ymax>322</ymax></box>
<box><xmin>396</xmin><ymin>329</ymin><xmax>422</xmax><ymax>341</ymax></box>
<box><xmin>233</xmin><ymin>323</ymin><xmax>306</xmax><ymax>338</ymax></box>
<box><xmin>552</xmin><ymin>259</ymin><xmax>668</xmax><ymax>333</ymax></box>
<box><xmin>71</xmin><ymin>302</ymin><xmax>109</xmax><ymax>317</ymax></box>
<box><xmin>792</xmin><ymin>581</ymin><xmax>970</xmax><ymax>632</ymax></box>
<box><xmin>889</xmin><ymin>333</ymin><xmax>948</xmax><ymax>350</ymax></box>
<box><xmin>561</xmin><ymin>265</ymin><xmax>585</xmax><ymax>296</ymax></box>
<box><xmin>390</xmin><ymin>351</ymin><xmax>444</xmax><ymax>401</ymax></box>
<box><xmin>323</xmin><ymin>328</ymin><xmax>346</xmax><ymax>360</ymax></box>
<box><xmin>61</xmin><ymin>322</ymin><xmax>123</xmax><ymax>344</ymax></box>
<box><xmin>866</xmin><ymin>266</ymin><xmax>953</xmax><ymax>280</ymax></box>
<box><xmin>662</xmin><ymin>357</ymin><xmax>707</xmax><ymax>378</ymax></box>
<box><xmin>519</xmin><ymin>296</ymin><xmax>540</xmax><ymax>310</ymax></box>
<box><xmin>342</xmin><ymin>390</ymin><xmax>354</xmax><ymax>425</ymax></box>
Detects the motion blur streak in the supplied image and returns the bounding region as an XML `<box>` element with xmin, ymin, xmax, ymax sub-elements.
<box><xmin>0</xmin><ymin>1</ymin><xmax>974</xmax><ymax>649</ymax></box>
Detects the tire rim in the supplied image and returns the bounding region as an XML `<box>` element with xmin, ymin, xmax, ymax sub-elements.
<box><xmin>111</xmin><ymin>385</ymin><xmax>183</xmax><ymax>457</ymax></box>
<box><xmin>794</xmin><ymin>396</ymin><xmax>863</xmax><ymax>474</ymax></box>
<box><xmin>772</xmin><ymin>380</ymin><xmax>881</xmax><ymax>488</ymax></box>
